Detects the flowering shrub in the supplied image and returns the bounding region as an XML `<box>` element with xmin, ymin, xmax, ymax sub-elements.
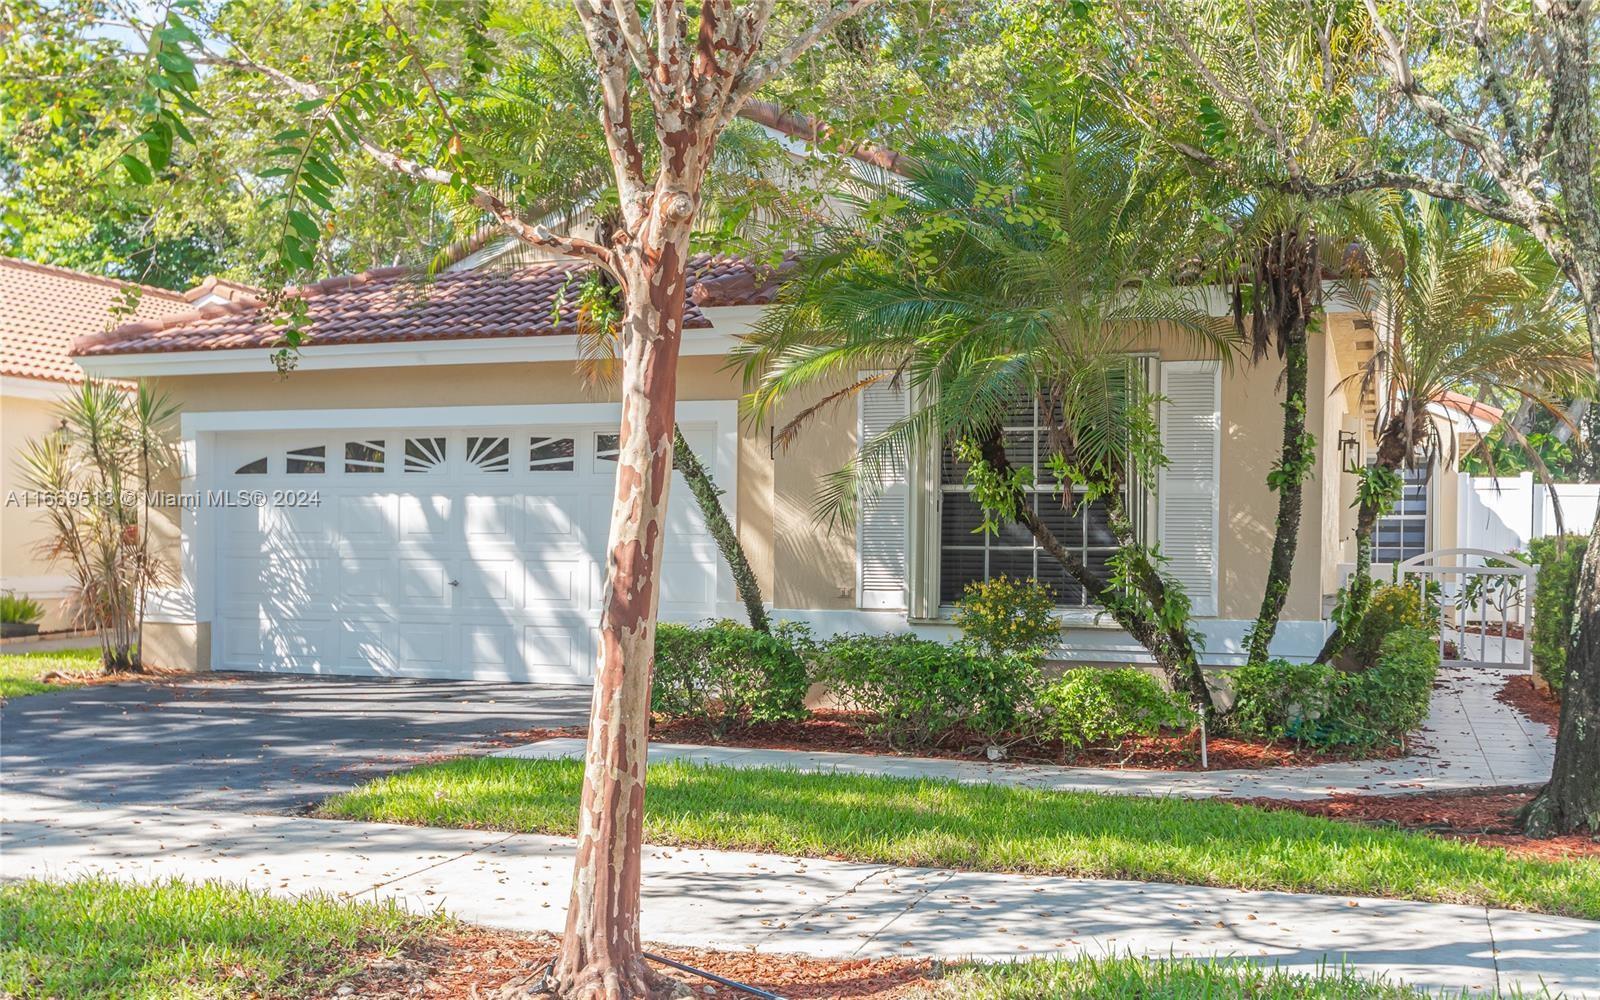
<box><xmin>952</xmin><ymin>575</ymin><xmax>1061</xmax><ymax>658</ymax></box>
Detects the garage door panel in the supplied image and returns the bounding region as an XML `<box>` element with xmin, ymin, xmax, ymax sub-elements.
<box><xmin>524</xmin><ymin>624</ymin><xmax>585</xmax><ymax>677</ymax></box>
<box><xmin>399</xmin><ymin>494</ymin><xmax>456</xmax><ymax>541</ymax></box>
<box><xmin>220</xmin><ymin>554</ymin><xmax>331</xmax><ymax>614</ymax></box>
<box><xmin>398</xmin><ymin>623</ymin><xmax>450</xmax><ymax>670</ymax></box>
<box><xmin>339</xmin><ymin>620</ymin><xmax>396</xmax><ymax>672</ymax></box>
<box><xmin>339</xmin><ymin>553</ymin><xmax>396</xmax><ymax>602</ymax></box>
<box><xmin>339</xmin><ymin>494</ymin><xmax>400</xmax><ymax>542</ymax></box>
<box><xmin>463</xmin><ymin>494</ymin><xmax>519</xmax><ymax>544</ymax></box>
<box><xmin>455</xmin><ymin>557</ymin><xmax>520</xmax><ymax>608</ymax></box>
<box><xmin>657</xmin><ymin>548</ymin><xmax>717</xmax><ymax>615</ymax></box>
<box><xmin>524</xmin><ymin>496</ymin><xmax>580</xmax><ymax>541</ymax></box>
<box><xmin>397</xmin><ymin>557</ymin><xmax>452</xmax><ymax>609</ymax></box>
<box><xmin>524</xmin><ymin>558</ymin><xmax>585</xmax><ymax>608</ymax></box>
<box><xmin>462</xmin><ymin>625</ymin><xmax>520</xmax><ymax>674</ymax></box>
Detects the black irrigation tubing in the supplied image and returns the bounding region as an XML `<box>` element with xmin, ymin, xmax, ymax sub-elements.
<box><xmin>643</xmin><ymin>950</ymin><xmax>788</xmax><ymax>1000</ymax></box>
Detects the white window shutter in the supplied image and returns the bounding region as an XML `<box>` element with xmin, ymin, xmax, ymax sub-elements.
<box><xmin>1158</xmin><ymin>361</ymin><xmax>1220</xmax><ymax>617</ymax></box>
<box><xmin>857</xmin><ymin>373</ymin><xmax>909</xmax><ymax>610</ymax></box>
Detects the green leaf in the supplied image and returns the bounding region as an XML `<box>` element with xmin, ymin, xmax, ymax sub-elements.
<box><xmin>287</xmin><ymin>210</ymin><xmax>321</xmax><ymax>245</ymax></box>
<box><xmin>118</xmin><ymin>154</ymin><xmax>153</xmax><ymax>185</ymax></box>
<box><xmin>272</xmin><ymin>128</ymin><xmax>310</xmax><ymax>143</ymax></box>
<box><xmin>293</xmin><ymin>98</ymin><xmax>326</xmax><ymax>113</ymax></box>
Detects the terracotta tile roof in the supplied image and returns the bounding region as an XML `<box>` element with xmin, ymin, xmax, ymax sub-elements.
<box><xmin>182</xmin><ymin>275</ymin><xmax>264</xmax><ymax>303</ymax></box>
<box><xmin>0</xmin><ymin>258</ymin><xmax>193</xmax><ymax>384</ymax></box>
<box><xmin>1434</xmin><ymin>390</ymin><xmax>1505</xmax><ymax>427</ymax></box>
<box><xmin>74</xmin><ymin>254</ymin><xmax>778</xmax><ymax>358</ymax></box>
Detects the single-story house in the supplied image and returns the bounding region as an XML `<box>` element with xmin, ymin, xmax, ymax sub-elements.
<box><xmin>0</xmin><ymin>258</ymin><xmax>254</xmax><ymax>629</ymax></box>
<box><xmin>59</xmin><ymin>252</ymin><xmax>1491</xmax><ymax>683</ymax></box>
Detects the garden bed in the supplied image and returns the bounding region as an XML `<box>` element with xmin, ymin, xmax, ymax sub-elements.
<box><xmin>1239</xmin><ymin>787</ymin><xmax>1598</xmax><ymax>862</ymax></box>
<box><xmin>501</xmin><ymin>712</ymin><xmax>1404</xmax><ymax>771</ymax></box>
<box><xmin>1495</xmin><ymin>674</ymin><xmax>1561</xmax><ymax>736</ymax></box>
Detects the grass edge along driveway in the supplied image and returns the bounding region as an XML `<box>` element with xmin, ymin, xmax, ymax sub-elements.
<box><xmin>0</xmin><ymin>875</ymin><xmax>1526</xmax><ymax>999</ymax></box>
<box><xmin>0</xmin><ymin>647</ymin><xmax>99</xmax><ymax>699</ymax></box>
<box><xmin>321</xmin><ymin>756</ymin><xmax>1600</xmax><ymax>920</ymax></box>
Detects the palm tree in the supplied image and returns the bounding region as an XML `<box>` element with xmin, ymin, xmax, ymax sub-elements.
<box><xmin>739</xmin><ymin>100</ymin><xmax>1238</xmax><ymax>716</ymax></box>
<box><xmin>1317</xmin><ymin>194</ymin><xmax>1591</xmax><ymax>660</ymax></box>
<box><xmin>1220</xmin><ymin>195</ymin><xmax>1384</xmax><ymax>664</ymax></box>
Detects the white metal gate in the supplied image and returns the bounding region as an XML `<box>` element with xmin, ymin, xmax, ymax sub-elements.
<box><xmin>1396</xmin><ymin>548</ymin><xmax>1535</xmax><ymax>672</ymax></box>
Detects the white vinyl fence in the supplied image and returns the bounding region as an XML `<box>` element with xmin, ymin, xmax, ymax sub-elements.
<box><xmin>1457</xmin><ymin>472</ymin><xmax>1600</xmax><ymax>553</ymax></box>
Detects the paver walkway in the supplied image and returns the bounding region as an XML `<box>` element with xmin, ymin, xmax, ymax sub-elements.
<box><xmin>2</xmin><ymin>792</ymin><xmax>1594</xmax><ymax>997</ymax></box>
<box><xmin>497</xmin><ymin>668</ymin><xmax>1554</xmax><ymax>800</ymax></box>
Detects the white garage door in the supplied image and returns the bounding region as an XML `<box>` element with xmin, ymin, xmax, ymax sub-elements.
<box><xmin>211</xmin><ymin>424</ymin><xmax>722</xmax><ymax>683</ymax></box>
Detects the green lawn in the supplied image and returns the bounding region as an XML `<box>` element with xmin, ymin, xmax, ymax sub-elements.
<box><xmin>0</xmin><ymin>877</ymin><xmax>439</xmax><ymax>999</ymax></box>
<box><xmin>322</xmin><ymin>757</ymin><xmax>1600</xmax><ymax>919</ymax></box>
<box><xmin>916</xmin><ymin>956</ymin><xmax>1513</xmax><ymax>999</ymax></box>
<box><xmin>0</xmin><ymin>647</ymin><xmax>99</xmax><ymax>699</ymax></box>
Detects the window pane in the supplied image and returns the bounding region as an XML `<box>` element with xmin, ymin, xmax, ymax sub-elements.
<box><xmin>234</xmin><ymin>457</ymin><xmax>267</xmax><ymax>475</ymax></box>
<box><xmin>1033</xmin><ymin>493</ymin><xmax>1082</xmax><ymax>548</ymax></box>
<box><xmin>939</xmin><ymin>547</ymin><xmax>987</xmax><ymax>604</ymax></box>
<box><xmin>596</xmin><ymin>433</ymin><xmax>620</xmax><ymax>462</ymax></box>
<box><xmin>404</xmin><ymin>437</ymin><xmax>447</xmax><ymax>473</ymax></box>
<box><xmin>1035</xmin><ymin>559</ymin><xmax>1086</xmax><ymax>608</ymax></box>
<box><xmin>940</xmin><ymin>491</ymin><xmax>988</xmax><ymax>545</ymax></box>
<box><xmin>286</xmin><ymin>446</ymin><xmax>325</xmax><ymax>475</ymax></box>
<box><xmin>1085</xmin><ymin>499</ymin><xmax>1117</xmax><ymax>547</ymax></box>
<box><xmin>466</xmin><ymin>436</ymin><xmax>510</xmax><ymax>473</ymax></box>
<box><xmin>530</xmin><ymin>436</ymin><xmax>576</xmax><ymax>471</ymax></box>
<box><xmin>988</xmin><ymin>548</ymin><xmax>1037</xmax><ymax>584</ymax></box>
<box><xmin>344</xmin><ymin>440</ymin><xmax>385</xmax><ymax>473</ymax></box>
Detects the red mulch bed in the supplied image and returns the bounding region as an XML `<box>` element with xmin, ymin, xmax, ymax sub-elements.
<box><xmin>344</xmin><ymin>928</ymin><xmax>934</xmax><ymax>999</ymax></box>
<box><xmin>1495</xmin><ymin>674</ymin><xmax>1562</xmax><ymax>736</ymax></box>
<box><xmin>498</xmin><ymin>711</ymin><xmax>1402</xmax><ymax>772</ymax></box>
<box><xmin>1239</xmin><ymin>788</ymin><xmax>1599</xmax><ymax>861</ymax></box>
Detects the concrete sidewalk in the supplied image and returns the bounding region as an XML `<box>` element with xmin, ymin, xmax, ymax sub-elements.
<box><xmin>2</xmin><ymin>793</ymin><xmax>1594</xmax><ymax>996</ymax></box>
<box><xmin>497</xmin><ymin>669</ymin><xmax>1556</xmax><ymax>800</ymax></box>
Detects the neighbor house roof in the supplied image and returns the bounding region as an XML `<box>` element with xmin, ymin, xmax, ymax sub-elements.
<box><xmin>1432</xmin><ymin>390</ymin><xmax>1505</xmax><ymax>431</ymax></box>
<box><xmin>73</xmin><ymin>255</ymin><xmax>779</xmax><ymax>358</ymax></box>
<box><xmin>0</xmin><ymin>258</ymin><xmax>195</xmax><ymax>384</ymax></box>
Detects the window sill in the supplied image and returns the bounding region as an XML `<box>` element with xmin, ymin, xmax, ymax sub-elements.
<box><xmin>920</xmin><ymin>608</ymin><xmax>1126</xmax><ymax>630</ymax></box>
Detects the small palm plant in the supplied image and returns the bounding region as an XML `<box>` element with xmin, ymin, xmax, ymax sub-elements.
<box><xmin>18</xmin><ymin>380</ymin><xmax>179</xmax><ymax>672</ymax></box>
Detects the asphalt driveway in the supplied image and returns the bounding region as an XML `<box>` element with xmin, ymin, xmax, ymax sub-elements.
<box><xmin>0</xmin><ymin>673</ymin><xmax>591</xmax><ymax>812</ymax></box>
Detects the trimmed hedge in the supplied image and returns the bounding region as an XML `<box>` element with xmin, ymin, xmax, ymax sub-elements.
<box><xmin>651</xmin><ymin>620</ymin><xmax>811</xmax><ymax>729</ymax></box>
<box><xmin>811</xmin><ymin>633</ymin><xmax>1038</xmax><ymax>748</ymax></box>
<box><xmin>1528</xmin><ymin>535</ymin><xmax>1587</xmax><ymax>695</ymax></box>
<box><xmin>1035</xmin><ymin>668</ymin><xmax>1195</xmax><ymax>748</ymax></box>
<box><xmin>1228</xmin><ymin>627</ymin><xmax>1440</xmax><ymax>749</ymax></box>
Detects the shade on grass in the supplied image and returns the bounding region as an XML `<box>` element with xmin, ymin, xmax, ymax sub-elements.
<box><xmin>322</xmin><ymin>757</ymin><xmax>1600</xmax><ymax>919</ymax></box>
<box><xmin>0</xmin><ymin>877</ymin><xmax>438</xmax><ymax>999</ymax></box>
<box><xmin>0</xmin><ymin>647</ymin><xmax>99</xmax><ymax>699</ymax></box>
<box><xmin>918</xmin><ymin>955</ymin><xmax>1508</xmax><ymax>998</ymax></box>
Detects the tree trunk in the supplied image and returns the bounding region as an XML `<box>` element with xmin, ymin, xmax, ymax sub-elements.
<box><xmin>550</xmin><ymin>241</ymin><xmax>692</xmax><ymax>1000</ymax></box>
<box><xmin>1246</xmin><ymin>332</ymin><xmax>1311</xmax><ymax>663</ymax></box>
<box><xmin>978</xmin><ymin>433</ymin><xmax>1217</xmax><ymax>718</ymax></box>
<box><xmin>1521</xmin><ymin>263</ymin><xmax>1600</xmax><ymax>835</ymax></box>
<box><xmin>672</xmin><ymin>426</ymin><xmax>769</xmax><ymax>632</ymax></box>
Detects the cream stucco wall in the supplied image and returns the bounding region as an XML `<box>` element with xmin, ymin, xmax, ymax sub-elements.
<box><xmin>1</xmin><ymin>385</ymin><xmax>73</xmax><ymax>629</ymax></box>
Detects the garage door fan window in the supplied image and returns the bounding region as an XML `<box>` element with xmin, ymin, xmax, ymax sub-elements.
<box><xmin>466</xmin><ymin>435</ymin><xmax>511</xmax><ymax>473</ymax></box>
<box><xmin>285</xmin><ymin>445</ymin><xmax>325</xmax><ymax>474</ymax></box>
<box><xmin>344</xmin><ymin>440</ymin><xmax>385</xmax><ymax>473</ymax></box>
<box><xmin>404</xmin><ymin>437</ymin><xmax>447</xmax><ymax>473</ymax></box>
<box><xmin>530</xmin><ymin>436</ymin><xmax>576</xmax><ymax>472</ymax></box>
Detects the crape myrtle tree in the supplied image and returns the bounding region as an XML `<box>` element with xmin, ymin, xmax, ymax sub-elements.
<box><xmin>119</xmin><ymin>1</ymin><xmax>884</xmax><ymax>994</ymax></box>
<box><xmin>739</xmin><ymin>99</ymin><xmax>1238</xmax><ymax>718</ymax></box>
<box><xmin>1095</xmin><ymin>0</ymin><xmax>1600</xmax><ymax>836</ymax></box>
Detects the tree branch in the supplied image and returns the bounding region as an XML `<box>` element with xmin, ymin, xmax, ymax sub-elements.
<box><xmin>724</xmin><ymin>0</ymin><xmax>881</xmax><ymax>122</ymax></box>
<box><xmin>198</xmin><ymin>54</ymin><xmax>618</xmax><ymax>277</ymax></box>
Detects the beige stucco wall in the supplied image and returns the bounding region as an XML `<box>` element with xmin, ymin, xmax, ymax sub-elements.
<box><xmin>1</xmin><ymin>387</ymin><xmax>73</xmax><ymax>629</ymax></box>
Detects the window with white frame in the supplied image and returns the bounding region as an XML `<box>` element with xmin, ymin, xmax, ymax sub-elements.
<box><xmin>937</xmin><ymin>392</ymin><xmax>1125</xmax><ymax>608</ymax></box>
<box><xmin>1374</xmin><ymin>464</ymin><xmax>1430</xmax><ymax>564</ymax></box>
